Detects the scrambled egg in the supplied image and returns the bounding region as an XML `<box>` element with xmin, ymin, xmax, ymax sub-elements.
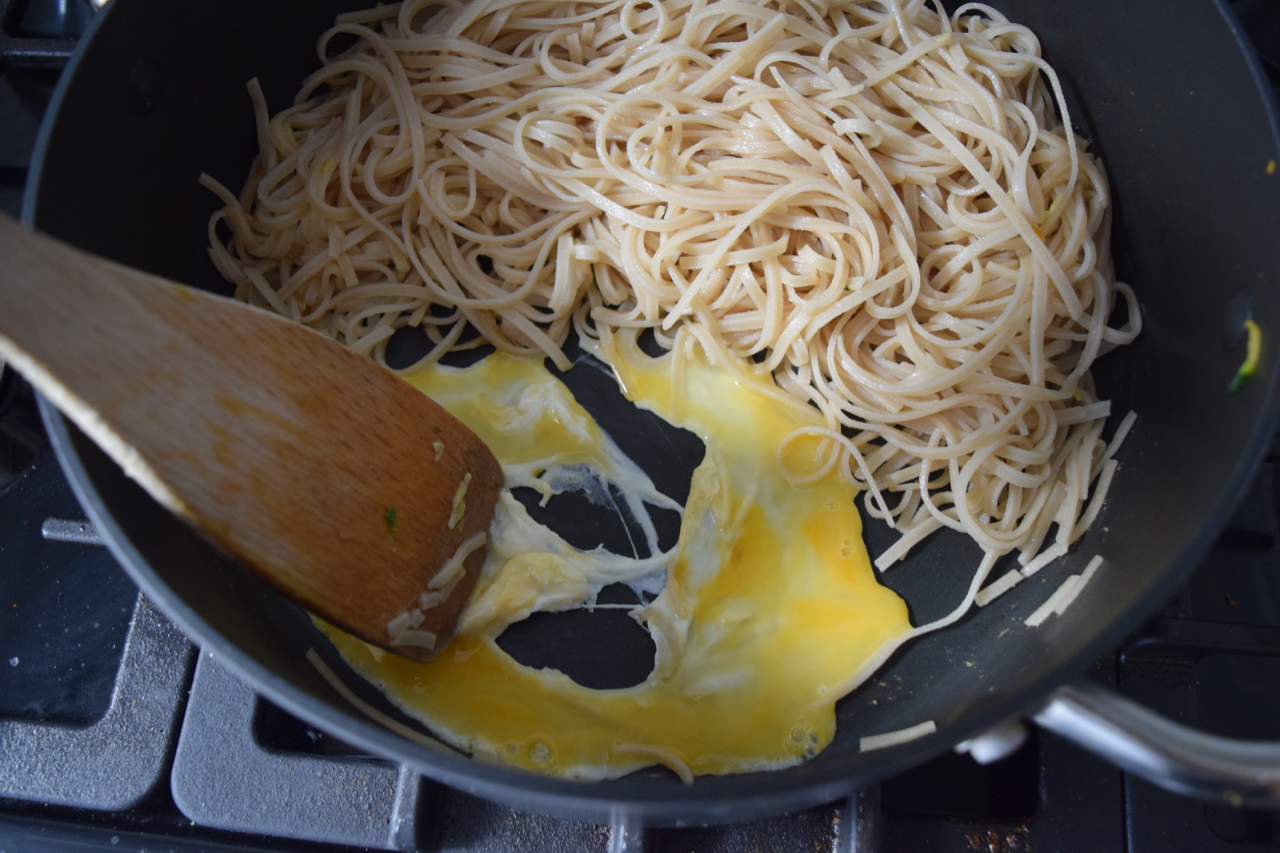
<box><xmin>317</xmin><ymin>329</ymin><xmax>911</xmax><ymax>781</ymax></box>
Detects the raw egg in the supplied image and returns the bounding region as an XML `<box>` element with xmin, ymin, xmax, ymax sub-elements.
<box><xmin>317</xmin><ymin>328</ymin><xmax>912</xmax><ymax>781</ymax></box>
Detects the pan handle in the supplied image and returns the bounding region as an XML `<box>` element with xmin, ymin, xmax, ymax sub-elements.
<box><xmin>1033</xmin><ymin>679</ymin><xmax>1280</xmax><ymax>807</ymax></box>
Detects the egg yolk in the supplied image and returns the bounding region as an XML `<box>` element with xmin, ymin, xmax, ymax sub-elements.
<box><xmin>316</xmin><ymin>329</ymin><xmax>911</xmax><ymax>781</ymax></box>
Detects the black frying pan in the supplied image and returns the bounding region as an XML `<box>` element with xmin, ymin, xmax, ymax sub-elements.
<box><xmin>22</xmin><ymin>0</ymin><xmax>1280</xmax><ymax>825</ymax></box>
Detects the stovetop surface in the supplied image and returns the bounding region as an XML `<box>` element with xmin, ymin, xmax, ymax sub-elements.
<box><xmin>2</xmin><ymin>0</ymin><xmax>1280</xmax><ymax>850</ymax></box>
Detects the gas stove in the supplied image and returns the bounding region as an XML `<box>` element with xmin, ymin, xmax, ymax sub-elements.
<box><xmin>2</xmin><ymin>1</ymin><xmax>1279</xmax><ymax>850</ymax></box>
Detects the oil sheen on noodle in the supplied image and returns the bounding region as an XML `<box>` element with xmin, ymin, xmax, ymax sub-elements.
<box><xmin>318</xmin><ymin>334</ymin><xmax>910</xmax><ymax>780</ymax></box>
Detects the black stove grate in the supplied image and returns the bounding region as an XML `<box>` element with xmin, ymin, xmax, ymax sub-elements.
<box><xmin>0</xmin><ymin>0</ymin><xmax>79</xmax><ymax>68</ymax></box>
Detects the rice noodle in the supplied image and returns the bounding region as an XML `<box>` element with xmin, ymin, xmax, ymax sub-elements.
<box><xmin>204</xmin><ymin>0</ymin><xmax>1139</xmax><ymax>564</ymax></box>
<box><xmin>974</xmin><ymin>567</ymin><xmax>1022</xmax><ymax>607</ymax></box>
<box><xmin>859</xmin><ymin>719</ymin><xmax>937</xmax><ymax>752</ymax></box>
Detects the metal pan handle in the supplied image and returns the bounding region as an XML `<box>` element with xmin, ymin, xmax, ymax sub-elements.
<box><xmin>1034</xmin><ymin>679</ymin><xmax>1280</xmax><ymax>807</ymax></box>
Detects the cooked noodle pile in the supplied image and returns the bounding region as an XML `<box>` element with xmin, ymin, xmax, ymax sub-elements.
<box><xmin>203</xmin><ymin>0</ymin><xmax>1140</xmax><ymax>569</ymax></box>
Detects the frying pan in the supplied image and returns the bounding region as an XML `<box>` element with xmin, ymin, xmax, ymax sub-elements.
<box><xmin>21</xmin><ymin>0</ymin><xmax>1280</xmax><ymax>825</ymax></box>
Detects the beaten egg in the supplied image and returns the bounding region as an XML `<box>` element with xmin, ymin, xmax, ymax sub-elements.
<box><xmin>317</xmin><ymin>329</ymin><xmax>912</xmax><ymax>781</ymax></box>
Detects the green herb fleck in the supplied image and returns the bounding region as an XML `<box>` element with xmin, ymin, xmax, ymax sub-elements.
<box><xmin>384</xmin><ymin>507</ymin><xmax>398</xmax><ymax>532</ymax></box>
<box><xmin>433</xmin><ymin>426</ymin><xmax>442</xmax><ymax>435</ymax></box>
<box><xmin>1228</xmin><ymin>319</ymin><xmax>1262</xmax><ymax>393</ymax></box>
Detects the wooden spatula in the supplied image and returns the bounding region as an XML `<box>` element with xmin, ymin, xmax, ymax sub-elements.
<box><xmin>0</xmin><ymin>214</ymin><xmax>503</xmax><ymax>663</ymax></box>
